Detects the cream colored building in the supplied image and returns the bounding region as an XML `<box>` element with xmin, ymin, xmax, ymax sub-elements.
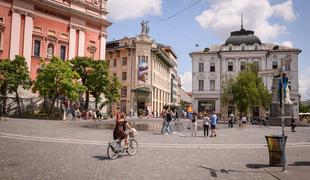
<box><xmin>190</xmin><ymin>26</ymin><xmax>301</xmax><ymax>118</ymax></box>
<box><xmin>106</xmin><ymin>23</ymin><xmax>180</xmax><ymax>116</ymax></box>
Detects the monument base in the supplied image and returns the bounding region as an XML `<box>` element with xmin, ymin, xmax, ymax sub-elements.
<box><xmin>270</xmin><ymin>103</ymin><xmax>293</xmax><ymax>126</ymax></box>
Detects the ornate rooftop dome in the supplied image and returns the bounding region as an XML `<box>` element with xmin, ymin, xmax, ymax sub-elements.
<box><xmin>224</xmin><ymin>28</ymin><xmax>262</xmax><ymax>46</ymax></box>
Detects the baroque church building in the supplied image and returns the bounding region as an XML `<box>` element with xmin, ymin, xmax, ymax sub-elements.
<box><xmin>190</xmin><ymin>26</ymin><xmax>301</xmax><ymax>119</ymax></box>
<box><xmin>0</xmin><ymin>0</ymin><xmax>110</xmax><ymax>79</ymax></box>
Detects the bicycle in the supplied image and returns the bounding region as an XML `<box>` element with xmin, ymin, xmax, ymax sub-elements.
<box><xmin>259</xmin><ymin>118</ymin><xmax>270</xmax><ymax>128</ymax></box>
<box><xmin>107</xmin><ymin>129</ymin><xmax>138</xmax><ymax>160</ymax></box>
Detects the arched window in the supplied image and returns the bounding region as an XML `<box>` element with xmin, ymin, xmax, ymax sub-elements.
<box><xmin>241</xmin><ymin>45</ymin><xmax>245</xmax><ymax>51</ymax></box>
<box><xmin>254</xmin><ymin>45</ymin><xmax>258</xmax><ymax>50</ymax></box>
<box><xmin>229</xmin><ymin>45</ymin><xmax>232</xmax><ymax>51</ymax></box>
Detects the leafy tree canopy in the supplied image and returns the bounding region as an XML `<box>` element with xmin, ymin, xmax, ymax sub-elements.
<box><xmin>33</xmin><ymin>57</ymin><xmax>86</xmax><ymax>114</ymax></box>
<box><xmin>222</xmin><ymin>63</ymin><xmax>272</xmax><ymax>114</ymax></box>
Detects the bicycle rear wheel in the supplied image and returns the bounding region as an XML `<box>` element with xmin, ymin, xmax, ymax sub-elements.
<box><xmin>127</xmin><ymin>139</ymin><xmax>138</xmax><ymax>156</ymax></box>
<box><xmin>107</xmin><ymin>145</ymin><xmax>119</xmax><ymax>160</ymax></box>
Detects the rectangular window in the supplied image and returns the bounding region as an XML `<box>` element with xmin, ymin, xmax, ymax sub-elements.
<box><xmin>122</xmin><ymin>57</ymin><xmax>127</xmax><ymax>65</ymax></box>
<box><xmin>113</xmin><ymin>59</ymin><xmax>117</xmax><ymax>67</ymax></box>
<box><xmin>34</xmin><ymin>40</ymin><xmax>41</xmax><ymax>57</ymax></box>
<box><xmin>60</xmin><ymin>45</ymin><xmax>66</xmax><ymax>60</ymax></box>
<box><xmin>210</xmin><ymin>62</ymin><xmax>215</xmax><ymax>72</ymax></box>
<box><xmin>0</xmin><ymin>30</ymin><xmax>3</xmax><ymax>50</ymax></box>
<box><xmin>272</xmin><ymin>61</ymin><xmax>278</xmax><ymax>69</ymax></box>
<box><xmin>240</xmin><ymin>62</ymin><xmax>246</xmax><ymax>71</ymax></box>
<box><xmin>107</xmin><ymin>59</ymin><xmax>110</xmax><ymax>66</ymax></box>
<box><xmin>210</xmin><ymin>80</ymin><xmax>215</xmax><ymax>91</ymax></box>
<box><xmin>138</xmin><ymin>56</ymin><xmax>146</xmax><ymax>64</ymax></box>
<box><xmin>198</xmin><ymin>80</ymin><xmax>204</xmax><ymax>91</ymax></box>
<box><xmin>113</xmin><ymin>73</ymin><xmax>116</xmax><ymax>77</ymax></box>
<box><xmin>122</xmin><ymin>72</ymin><xmax>127</xmax><ymax>81</ymax></box>
<box><xmin>121</xmin><ymin>87</ymin><xmax>127</xmax><ymax>97</ymax></box>
<box><xmin>254</xmin><ymin>61</ymin><xmax>259</xmax><ymax>71</ymax></box>
<box><xmin>284</xmin><ymin>60</ymin><xmax>291</xmax><ymax>71</ymax></box>
<box><xmin>120</xmin><ymin>100</ymin><xmax>127</xmax><ymax>113</ymax></box>
<box><xmin>228</xmin><ymin>62</ymin><xmax>233</xmax><ymax>71</ymax></box>
<box><xmin>199</xmin><ymin>63</ymin><xmax>204</xmax><ymax>72</ymax></box>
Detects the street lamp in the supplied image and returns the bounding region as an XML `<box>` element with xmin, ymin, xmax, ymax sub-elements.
<box><xmin>277</xmin><ymin>69</ymin><xmax>287</xmax><ymax>172</ymax></box>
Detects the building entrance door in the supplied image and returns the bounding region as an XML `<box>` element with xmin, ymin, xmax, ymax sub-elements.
<box><xmin>137</xmin><ymin>101</ymin><xmax>146</xmax><ymax>113</ymax></box>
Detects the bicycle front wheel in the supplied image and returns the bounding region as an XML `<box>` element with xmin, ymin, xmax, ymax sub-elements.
<box><xmin>107</xmin><ymin>145</ymin><xmax>119</xmax><ymax>160</ymax></box>
<box><xmin>127</xmin><ymin>139</ymin><xmax>138</xmax><ymax>156</ymax></box>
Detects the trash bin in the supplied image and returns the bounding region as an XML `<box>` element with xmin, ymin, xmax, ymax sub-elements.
<box><xmin>265</xmin><ymin>135</ymin><xmax>287</xmax><ymax>166</ymax></box>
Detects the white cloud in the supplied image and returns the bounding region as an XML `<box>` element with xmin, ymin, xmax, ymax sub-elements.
<box><xmin>299</xmin><ymin>74</ymin><xmax>310</xmax><ymax>100</ymax></box>
<box><xmin>273</xmin><ymin>0</ymin><xmax>296</xmax><ymax>21</ymax></box>
<box><xmin>305</xmin><ymin>67</ymin><xmax>310</xmax><ymax>73</ymax></box>
<box><xmin>195</xmin><ymin>0</ymin><xmax>297</xmax><ymax>42</ymax></box>
<box><xmin>107</xmin><ymin>0</ymin><xmax>162</xmax><ymax>21</ymax></box>
<box><xmin>281</xmin><ymin>41</ymin><xmax>293</xmax><ymax>48</ymax></box>
<box><xmin>274</xmin><ymin>41</ymin><xmax>293</xmax><ymax>47</ymax></box>
<box><xmin>180</xmin><ymin>71</ymin><xmax>192</xmax><ymax>92</ymax></box>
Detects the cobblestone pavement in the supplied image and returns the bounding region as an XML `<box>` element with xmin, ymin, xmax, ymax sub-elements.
<box><xmin>0</xmin><ymin>118</ymin><xmax>310</xmax><ymax>180</ymax></box>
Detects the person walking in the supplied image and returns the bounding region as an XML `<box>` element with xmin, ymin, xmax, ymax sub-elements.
<box><xmin>210</xmin><ymin>111</ymin><xmax>217</xmax><ymax>137</ymax></box>
<box><xmin>160</xmin><ymin>109</ymin><xmax>167</xmax><ymax>134</ymax></box>
<box><xmin>203</xmin><ymin>113</ymin><xmax>210</xmax><ymax>137</ymax></box>
<box><xmin>241</xmin><ymin>114</ymin><xmax>247</xmax><ymax>130</ymax></box>
<box><xmin>228</xmin><ymin>112</ymin><xmax>234</xmax><ymax>128</ymax></box>
<box><xmin>291</xmin><ymin>115</ymin><xmax>296</xmax><ymax>132</ymax></box>
<box><xmin>191</xmin><ymin>112</ymin><xmax>198</xmax><ymax>136</ymax></box>
<box><xmin>165</xmin><ymin>109</ymin><xmax>175</xmax><ymax>134</ymax></box>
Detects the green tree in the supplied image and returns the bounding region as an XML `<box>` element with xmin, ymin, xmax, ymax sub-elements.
<box><xmin>99</xmin><ymin>76</ymin><xmax>121</xmax><ymax>110</ymax></box>
<box><xmin>7</xmin><ymin>56</ymin><xmax>32</xmax><ymax>115</ymax></box>
<box><xmin>222</xmin><ymin>63</ymin><xmax>272</xmax><ymax>115</ymax></box>
<box><xmin>87</xmin><ymin>60</ymin><xmax>110</xmax><ymax>109</ymax></box>
<box><xmin>33</xmin><ymin>57</ymin><xmax>85</xmax><ymax>115</ymax></box>
<box><xmin>0</xmin><ymin>59</ymin><xmax>11</xmax><ymax>116</ymax></box>
<box><xmin>70</xmin><ymin>57</ymin><xmax>93</xmax><ymax>110</ymax></box>
<box><xmin>300</xmin><ymin>103</ymin><xmax>310</xmax><ymax>113</ymax></box>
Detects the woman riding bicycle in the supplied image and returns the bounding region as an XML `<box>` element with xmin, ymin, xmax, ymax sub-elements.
<box><xmin>113</xmin><ymin>113</ymin><xmax>133</xmax><ymax>149</ymax></box>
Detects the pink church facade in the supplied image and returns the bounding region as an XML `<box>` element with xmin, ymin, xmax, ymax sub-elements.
<box><xmin>0</xmin><ymin>0</ymin><xmax>111</xmax><ymax>79</ymax></box>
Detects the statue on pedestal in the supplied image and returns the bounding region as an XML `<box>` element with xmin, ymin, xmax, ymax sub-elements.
<box><xmin>282</xmin><ymin>73</ymin><xmax>293</xmax><ymax>105</ymax></box>
<box><xmin>141</xmin><ymin>20</ymin><xmax>149</xmax><ymax>36</ymax></box>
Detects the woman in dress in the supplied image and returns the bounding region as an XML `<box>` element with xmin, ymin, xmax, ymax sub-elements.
<box><xmin>113</xmin><ymin>113</ymin><xmax>133</xmax><ymax>148</ymax></box>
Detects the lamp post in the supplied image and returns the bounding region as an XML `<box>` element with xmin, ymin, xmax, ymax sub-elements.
<box><xmin>278</xmin><ymin>69</ymin><xmax>286</xmax><ymax>172</ymax></box>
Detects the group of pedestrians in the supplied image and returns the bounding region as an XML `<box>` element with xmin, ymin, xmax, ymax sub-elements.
<box><xmin>161</xmin><ymin>109</ymin><xmax>176</xmax><ymax>135</ymax></box>
<box><xmin>190</xmin><ymin>111</ymin><xmax>218</xmax><ymax>137</ymax></box>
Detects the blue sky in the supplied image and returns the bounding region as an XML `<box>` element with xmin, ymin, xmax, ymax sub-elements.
<box><xmin>106</xmin><ymin>0</ymin><xmax>310</xmax><ymax>100</ymax></box>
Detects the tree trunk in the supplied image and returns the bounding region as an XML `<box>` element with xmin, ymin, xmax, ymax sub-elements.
<box><xmin>49</xmin><ymin>95</ymin><xmax>58</xmax><ymax>116</ymax></box>
<box><xmin>16</xmin><ymin>92</ymin><xmax>21</xmax><ymax>115</ymax></box>
<box><xmin>1</xmin><ymin>84</ymin><xmax>8</xmax><ymax>117</ymax></box>
<box><xmin>43</xmin><ymin>96</ymin><xmax>47</xmax><ymax>113</ymax></box>
<box><xmin>84</xmin><ymin>90</ymin><xmax>89</xmax><ymax>110</ymax></box>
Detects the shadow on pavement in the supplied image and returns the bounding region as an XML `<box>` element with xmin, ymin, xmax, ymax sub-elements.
<box><xmin>289</xmin><ymin>161</ymin><xmax>310</xmax><ymax>166</ymax></box>
<box><xmin>92</xmin><ymin>155</ymin><xmax>110</xmax><ymax>161</ymax></box>
<box><xmin>198</xmin><ymin>164</ymin><xmax>277</xmax><ymax>177</ymax></box>
<box><xmin>246</xmin><ymin>164</ymin><xmax>271</xmax><ymax>169</ymax></box>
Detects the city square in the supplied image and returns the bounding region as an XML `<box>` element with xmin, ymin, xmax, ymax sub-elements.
<box><xmin>1</xmin><ymin>118</ymin><xmax>310</xmax><ymax>180</ymax></box>
<box><xmin>1</xmin><ymin>0</ymin><xmax>310</xmax><ymax>179</ymax></box>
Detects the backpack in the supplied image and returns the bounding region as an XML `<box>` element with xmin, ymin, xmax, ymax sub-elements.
<box><xmin>166</xmin><ymin>113</ymin><xmax>172</xmax><ymax>122</ymax></box>
<box><xmin>191</xmin><ymin>115</ymin><xmax>197</xmax><ymax>123</ymax></box>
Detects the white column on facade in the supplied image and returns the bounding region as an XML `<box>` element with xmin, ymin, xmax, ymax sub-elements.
<box><xmin>69</xmin><ymin>26</ymin><xmax>76</xmax><ymax>59</ymax></box>
<box><xmin>99</xmin><ymin>33</ymin><xmax>106</xmax><ymax>60</ymax></box>
<box><xmin>10</xmin><ymin>10</ymin><xmax>21</xmax><ymax>59</ymax></box>
<box><xmin>78</xmin><ymin>30</ymin><xmax>85</xmax><ymax>56</ymax></box>
<box><xmin>23</xmin><ymin>14</ymin><xmax>33</xmax><ymax>71</ymax></box>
